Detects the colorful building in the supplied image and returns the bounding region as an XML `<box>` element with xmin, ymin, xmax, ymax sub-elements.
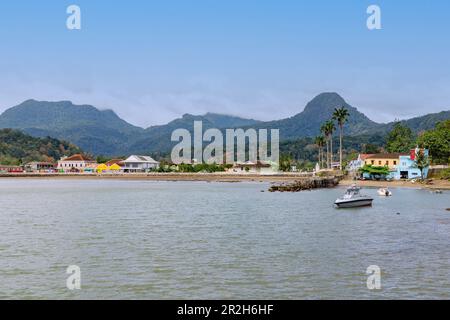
<box><xmin>361</xmin><ymin>149</ymin><xmax>430</xmax><ymax>180</ymax></box>
<box><xmin>0</xmin><ymin>165</ymin><xmax>24</xmax><ymax>173</ymax></box>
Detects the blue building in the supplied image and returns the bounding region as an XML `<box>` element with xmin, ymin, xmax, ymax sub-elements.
<box><xmin>390</xmin><ymin>150</ymin><xmax>430</xmax><ymax>180</ymax></box>
<box><xmin>361</xmin><ymin>149</ymin><xmax>429</xmax><ymax>180</ymax></box>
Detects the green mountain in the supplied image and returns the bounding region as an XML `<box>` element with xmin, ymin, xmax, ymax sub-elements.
<box><xmin>0</xmin><ymin>99</ymin><xmax>144</xmax><ymax>156</ymax></box>
<box><xmin>249</xmin><ymin>92</ymin><xmax>380</xmax><ymax>140</ymax></box>
<box><xmin>368</xmin><ymin>111</ymin><xmax>450</xmax><ymax>134</ymax></box>
<box><xmin>129</xmin><ymin>113</ymin><xmax>261</xmax><ymax>155</ymax></box>
<box><xmin>0</xmin><ymin>101</ymin><xmax>261</xmax><ymax>156</ymax></box>
<box><xmin>0</xmin><ymin>128</ymin><xmax>82</xmax><ymax>165</ymax></box>
<box><xmin>0</xmin><ymin>94</ymin><xmax>448</xmax><ymax>157</ymax></box>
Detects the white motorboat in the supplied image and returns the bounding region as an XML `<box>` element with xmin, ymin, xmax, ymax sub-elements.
<box><xmin>335</xmin><ymin>185</ymin><xmax>373</xmax><ymax>208</ymax></box>
<box><xmin>377</xmin><ymin>187</ymin><xmax>392</xmax><ymax>197</ymax></box>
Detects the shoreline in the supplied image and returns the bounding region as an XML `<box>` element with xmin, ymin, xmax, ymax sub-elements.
<box><xmin>0</xmin><ymin>173</ymin><xmax>449</xmax><ymax>190</ymax></box>
<box><xmin>0</xmin><ymin>173</ymin><xmax>316</xmax><ymax>183</ymax></box>
<box><xmin>339</xmin><ymin>179</ymin><xmax>450</xmax><ymax>190</ymax></box>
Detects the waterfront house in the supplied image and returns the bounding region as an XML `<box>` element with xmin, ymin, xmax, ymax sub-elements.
<box><xmin>347</xmin><ymin>154</ymin><xmax>374</xmax><ymax>171</ymax></box>
<box><xmin>0</xmin><ymin>165</ymin><xmax>24</xmax><ymax>173</ymax></box>
<box><xmin>122</xmin><ymin>155</ymin><xmax>160</xmax><ymax>173</ymax></box>
<box><xmin>25</xmin><ymin>161</ymin><xmax>55</xmax><ymax>172</ymax></box>
<box><xmin>395</xmin><ymin>150</ymin><xmax>430</xmax><ymax>180</ymax></box>
<box><xmin>57</xmin><ymin>154</ymin><xmax>97</xmax><ymax>172</ymax></box>
<box><xmin>361</xmin><ymin>149</ymin><xmax>430</xmax><ymax>180</ymax></box>
<box><xmin>364</xmin><ymin>153</ymin><xmax>406</xmax><ymax>169</ymax></box>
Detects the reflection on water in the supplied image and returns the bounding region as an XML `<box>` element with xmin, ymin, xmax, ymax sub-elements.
<box><xmin>0</xmin><ymin>179</ymin><xmax>449</xmax><ymax>299</ymax></box>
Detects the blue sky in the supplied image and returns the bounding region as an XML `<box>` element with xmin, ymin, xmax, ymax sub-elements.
<box><xmin>0</xmin><ymin>0</ymin><xmax>449</xmax><ymax>127</ymax></box>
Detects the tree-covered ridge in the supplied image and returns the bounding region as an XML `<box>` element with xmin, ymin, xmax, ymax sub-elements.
<box><xmin>0</xmin><ymin>129</ymin><xmax>82</xmax><ymax>165</ymax></box>
<box><xmin>0</xmin><ymin>93</ymin><xmax>447</xmax><ymax>157</ymax></box>
<box><xmin>417</xmin><ymin>120</ymin><xmax>450</xmax><ymax>164</ymax></box>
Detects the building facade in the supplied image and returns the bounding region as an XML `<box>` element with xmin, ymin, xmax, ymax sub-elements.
<box><xmin>0</xmin><ymin>165</ymin><xmax>24</xmax><ymax>173</ymax></box>
<box><xmin>57</xmin><ymin>154</ymin><xmax>97</xmax><ymax>172</ymax></box>
<box><xmin>25</xmin><ymin>162</ymin><xmax>55</xmax><ymax>172</ymax></box>
<box><xmin>361</xmin><ymin>149</ymin><xmax>429</xmax><ymax>180</ymax></box>
<box><xmin>347</xmin><ymin>154</ymin><xmax>374</xmax><ymax>171</ymax></box>
<box><xmin>364</xmin><ymin>153</ymin><xmax>405</xmax><ymax>169</ymax></box>
<box><xmin>122</xmin><ymin>155</ymin><xmax>160</xmax><ymax>173</ymax></box>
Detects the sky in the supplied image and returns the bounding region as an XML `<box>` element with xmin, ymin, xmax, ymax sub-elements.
<box><xmin>0</xmin><ymin>0</ymin><xmax>449</xmax><ymax>127</ymax></box>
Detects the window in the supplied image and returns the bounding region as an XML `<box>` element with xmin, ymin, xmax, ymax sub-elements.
<box><xmin>393</xmin><ymin>161</ymin><xmax>397</xmax><ymax>165</ymax></box>
<box><xmin>385</xmin><ymin>161</ymin><xmax>389</xmax><ymax>165</ymax></box>
<box><xmin>371</xmin><ymin>160</ymin><xmax>375</xmax><ymax>165</ymax></box>
<box><xmin>378</xmin><ymin>161</ymin><xmax>382</xmax><ymax>165</ymax></box>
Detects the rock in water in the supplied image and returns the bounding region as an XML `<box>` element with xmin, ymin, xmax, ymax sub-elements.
<box><xmin>268</xmin><ymin>177</ymin><xmax>340</xmax><ymax>192</ymax></box>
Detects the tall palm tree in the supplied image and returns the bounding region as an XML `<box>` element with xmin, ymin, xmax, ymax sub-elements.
<box><xmin>332</xmin><ymin>106</ymin><xmax>350</xmax><ymax>170</ymax></box>
<box><xmin>320</xmin><ymin>124</ymin><xmax>329</xmax><ymax>168</ymax></box>
<box><xmin>314</xmin><ymin>136</ymin><xmax>325</xmax><ymax>169</ymax></box>
<box><xmin>324</xmin><ymin>120</ymin><xmax>336</xmax><ymax>169</ymax></box>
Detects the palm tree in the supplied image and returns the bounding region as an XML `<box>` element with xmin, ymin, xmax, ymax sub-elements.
<box><xmin>413</xmin><ymin>148</ymin><xmax>430</xmax><ymax>180</ymax></box>
<box><xmin>323</xmin><ymin>120</ymin><xmax>336</xmax><ymax>169</ymax></box>
<box><xmin>320</xmin><ymin>124</ymin><xmax>329</xmax><ymax>168</ymax></box>
<box><xmin>314</xmin><ymin>136</ymin><xmax>325</xmax><ymax>169</ymax></box>
<box><xmin>332</xmin><ymin>106</ymin><xmax>350</xmax><ymax>170</ymax></box>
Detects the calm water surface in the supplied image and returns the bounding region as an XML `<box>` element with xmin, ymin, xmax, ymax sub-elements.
<box><xmin>0</xmin><ymin>179</ymin><xmax>449</xmax><ymax>299</ymax></box>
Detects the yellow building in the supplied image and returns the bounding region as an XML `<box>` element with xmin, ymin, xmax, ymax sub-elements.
<box><xmin>364</xmin><ymin>153</ymin><xmax>408</xmax><ymax>169</ymax></box>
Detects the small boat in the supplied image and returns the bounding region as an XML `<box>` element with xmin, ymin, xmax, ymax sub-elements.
<box><xmin>335</xmin><ymin>185</ymin><xmax>373</xmax><ymax>208</ymax></box>
<box><xmin>377</xmin><ymin>187</ymin><xmax>392</xmax><ymax>197</ymax></box>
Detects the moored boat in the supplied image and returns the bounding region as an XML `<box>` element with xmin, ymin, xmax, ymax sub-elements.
<box><xmin>377</xmin><ymin>187</ymin><xmax>392</xmax><ymax>197</ymax></box>
<box><xmin>335</xmin><ymin>185</ymin><xmax>373</xmax><ymax>208</ymax></box>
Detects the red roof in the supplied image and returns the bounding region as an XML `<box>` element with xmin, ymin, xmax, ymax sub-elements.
<box><xmin>359</xmin><ymin>154</ymin><xmax>374</xmax><ymax>160</ymax></box>
<box><xmin>105</xmin><ymin>159</ymin><xmax>124</xmax><ymax>166</ymax></box>
<box><xmin>62</xmin><ymin>154</ymin><xmax>93</xmax><ymax>161</ymax></box>
<box><xmin>365</xmin><ymin>153</ymin><xmax>408</xmax><ymax>160</ymax></box>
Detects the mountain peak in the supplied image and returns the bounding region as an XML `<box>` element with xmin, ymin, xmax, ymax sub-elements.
<box><xmin>20</xmin><ymin>99</ymin><xmax>74</xmax><ymax>106</ymax></box>
<box><xmin>303</xmin><ymin>92</ymin><xmax>347</xmax><ymax>113</ymax></box>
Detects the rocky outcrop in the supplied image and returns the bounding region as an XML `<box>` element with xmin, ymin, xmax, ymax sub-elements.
<box><xmin>268</xmin><ymin>177</ymin><xmax>340</xmax><ymax>192</ymax></box>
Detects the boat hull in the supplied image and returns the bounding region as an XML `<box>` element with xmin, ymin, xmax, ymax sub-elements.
<box><xmin>335</xmin><ymin>198</ymin><xmax>373</xmax><ymax>208</ymax></box>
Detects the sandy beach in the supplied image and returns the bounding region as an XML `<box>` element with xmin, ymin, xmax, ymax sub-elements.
<box><xmin>339</xmin><ymin>178</ymin><xmax>450</xmax><ymax>190</ymax></box>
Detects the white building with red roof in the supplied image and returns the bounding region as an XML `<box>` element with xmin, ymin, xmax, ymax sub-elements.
<box><xmin>57</xmin><ymin>154</ymin><xmax>97</xmax><ymax>172</ymax></box>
